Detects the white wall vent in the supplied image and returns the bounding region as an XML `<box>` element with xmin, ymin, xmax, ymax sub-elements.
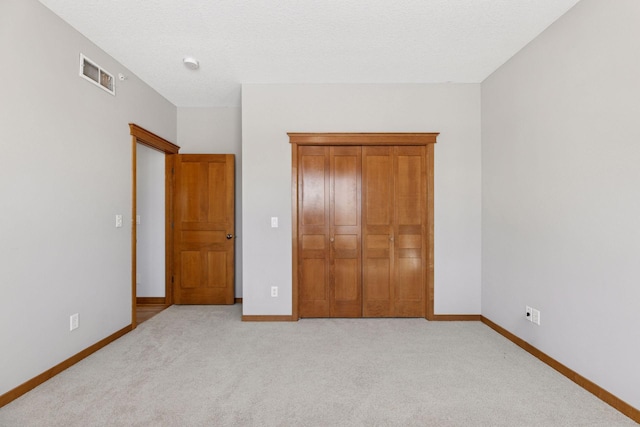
<box><xmin>79</xmin><ymin>54</ymin><xmax>115</xmax><ymax>95</ymax></box>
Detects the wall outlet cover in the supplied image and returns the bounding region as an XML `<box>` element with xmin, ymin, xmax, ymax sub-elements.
<box><xmin>526</xmin><ymin>306</ymin><xmax>533</xmax><ymax>321</ymax></box>
<box><xmin>532</xmin><ymin>309</ymin><xmax>540</xmax><ymax>325</ymax></box>
<box><xmin>70</xmin><ymin>313</ymin><xmax>79</xmax><ymax>331</ymax></box>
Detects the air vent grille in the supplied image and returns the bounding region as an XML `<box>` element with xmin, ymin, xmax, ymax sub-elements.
<box><xmin>79</xmin><ymin>54</ymin><xmax>115</xmax><ymax>95</ymax></box>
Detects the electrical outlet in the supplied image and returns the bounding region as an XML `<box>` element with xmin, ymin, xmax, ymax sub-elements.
<box><xmin>532</xmin><ymin>309</ymin><xmax>541</xmax><ymax>325</ymax></box>
<box><xmin>526</xmin><ymin>306</ymin><xmax>533</xmax><ymax>322</ymax></box>
<box><xmin>271</xmin><ymin>286</ymin><xmax>278</xmax><ymax>297</ymax></box>
<box><xmin>115</xmin><ymin>214</ymin><xmax>123</xmax><ymax>228</ymax></box>
<box><xmin>70</xmin><ymin>313</ymin><xmax>79</xmax><ymax>331</ymax></box>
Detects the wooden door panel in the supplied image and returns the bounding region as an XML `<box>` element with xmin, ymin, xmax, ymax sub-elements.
<box><xmin>302</xmin><ymin>235</ymin><xmax>325</xmax><ymax>250</ymax></box>
<box><xmin>363</xmin><ymin>151</ymin><xmax>393</xmax><ymax>226</ymax></box>
<box><xmin>398</xmin><ymin>233</ymin><xmax>422</xmax><ymax>248</ymax></box>
<box><xmin>334</xmin><ymin>234</ymin><xmax>357</xmax><ymax>250</ymax></box>
<box><xmin>207</xmin><ymin>162</ymin><xmax>228</xmax><ymax>223</ymax></box>
<box><xmin>333</xmin><ymin>155</ymin><xmax>359</xmax><ymax>226</ymax></box>
<box><xmin>396</xmin><ymin>258</ymin><xmax>422</xmax><ymax>299</ymax></box>
<box><xmin>301</xmin><ymin>258</ymin><xmax>327</xmax><ymax>300</ymax></box>
<box><xmin>329</xmin><ymin>147</ymin><xmax>362</xmax><ymax>317</ymax></box>
<box><xmin>334</xmin><ymin>259</ymin><xmax>358</xmax><ymax>301</ymax></box>
<box><xmin>180</xmin><ymin>162</ymin><xmax>204</xmax><ymax>222</ymax></box>
<box><xmin>365</xmin><ymin>259</ymin><xmax>390</xmax><ymax>299</ymax></box>
<box><xmin>393</xmin><ymin>146</ymin><xmax>426</xmax><ymax>317</ymax></box>
<box><xmin>181</xmin><ymin>230</ymin><xmax>226</xmax><ymax>243</ymax></box>
<box><xmin>362</xmin><ymin>147</ymin><xmax>394</xmax><ymax>317</ymax></box>
<box><xmin>298</xmin><ymin>146</ymin><xmax>331</xmax><ymax>317</ymax></box>
<box><xmin>179</xmin><ymin>252</ymin><xmax>200</xmax><ymax>289</ymax></box>
<box><xmin>299</xmin><ymin>258</ymin><xmax>329</xmax><ymax>317</ymax></box>
<box><xmin>300</xmin><ymin>152</ymin><xmax>328</xmax><ymax>227</ymax></box>
<box><xmin>206</xmin><ymin>252</ymin><xmax>227</xmax><ymax>287</ymax></box>
<box><xmin>396</xmin><ymin>154</ymin><xmax>422</xmax><ymax>225</ymax></box>
<box><xmin>173</xmin><ymin>154</ymin><xmax>235</xmax><ymax>304</ymax></box>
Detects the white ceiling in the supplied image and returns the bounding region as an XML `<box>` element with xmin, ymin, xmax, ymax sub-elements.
<box><xmin>39</xmin><ymin>0</ymin><xmax>581</xmax><ymax>107</ymax></box>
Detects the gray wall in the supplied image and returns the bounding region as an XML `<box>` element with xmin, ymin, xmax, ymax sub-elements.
<box><xmin>482</xmin><ymin>0</ymin><xmax>640</xmax><ymax>410</ymax></box>
<box><xmin>242</xmin><ymin>84</ymin><xmax>482</xmax><ymax>316</ymax></box>
<box><xmin>136</xmin><ymin>144</ymin><xmax>166</xmax><ymax>297</ymax></box>
<box><xmin>177</xmin><ymin>107</ymin><xmax>243</xmax><ymax>298</ymax></box>
<box><xmin>0</xmin><ymin>0</ymin><xmax>176</xmax><ymax>395</ymax></box>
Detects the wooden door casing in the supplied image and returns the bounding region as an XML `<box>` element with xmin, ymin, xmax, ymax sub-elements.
<box><xmin>173</xmin><ymin>154</ymin><xmax>235</xmax><ymax>304</ymax></box>
<box><xmin>130</xmin><ymin>124</ymin><xmax>180</xmax><ymax>328</ymax></box>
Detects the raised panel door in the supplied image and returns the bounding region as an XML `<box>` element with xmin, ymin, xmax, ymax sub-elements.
<box><xmin>298</xmin><ymin>146</ymin><xmax>362</xmax><ymax>317</ymax></box>
<box><xmin>298</xmin><ymin>146</ymin><xmax>331</xmax><ymax>317</ymax></box>
<box><xmin>329</xmin><ymin>147</ymin><xmax>362</xmax><ymax>317</ymax></box>
<box><xmin>173</xmin><ymin>154</ymin><xmax>235</xmax><ymax>304</ymax></box>
<box><xmin>393</xmin><ymin>146</ymin><xmax>426</xmax><ymax>317</ymax></box>
<box><xmin>362</xmin><ymin>146</ymin><xmax>426</xmax><ymax>317</ymax></box>
<box><xmin>362</xmin><ymin>147</ymin><xmax>394</xmax><ymax>317</ymax></box>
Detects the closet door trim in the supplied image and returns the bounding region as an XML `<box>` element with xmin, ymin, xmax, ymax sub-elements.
<box><xmin>289</xmin><ymin>132</ymin><xmax>439</xmax><ymax>320</ymax></box>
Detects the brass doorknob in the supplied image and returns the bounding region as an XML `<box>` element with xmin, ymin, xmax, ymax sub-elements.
<box><xmin>330</xmin><ymin>237</ymin><xmax>335</xmax><ymax>242</ymax></box>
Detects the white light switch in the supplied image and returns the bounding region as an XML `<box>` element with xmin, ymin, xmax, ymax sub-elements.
<box><xmin>115</xmin><ymin>214</ymin><xmax>123</xmax><ymax>228</ymax></box>
<box><xmin>271</xmin><ymin>217</ymin><xmax>278</xmax><ymax>228</ymax></box>
<box><xmin>136</xmin><ymin>215</ymin><xmax>141</xmax><ymax>225</ymax></box>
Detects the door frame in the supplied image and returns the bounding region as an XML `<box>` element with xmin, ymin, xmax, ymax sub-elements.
<box><xmin>289</xmin><ymin>133</ymin><xmax>438</xmax><ymax>320</ymax></box>
<box><xmin>130</xmin><ymin>124</ymin><xmax>180</xmax><ymax>328</ymax></box>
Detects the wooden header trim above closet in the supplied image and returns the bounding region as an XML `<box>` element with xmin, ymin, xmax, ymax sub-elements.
<box><xmin>129</xmin><ymin>123</ymin><xmax>179</xmax><ymax>154</ymax></box>
<box><xmin>288</xmin><ymin>133</ymin><xmax>439</xmax><ymax>146</ymax></box>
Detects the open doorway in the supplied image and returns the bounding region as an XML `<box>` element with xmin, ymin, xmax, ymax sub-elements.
<box><xmin>136</xmin><ymin>143</ymin><xmax>166</xmax><ymax>323</ymax></box>
<box><xmin>130</xmin><ymin>124</ymin><xmax>180</xmax><ymax>328</ymax></box>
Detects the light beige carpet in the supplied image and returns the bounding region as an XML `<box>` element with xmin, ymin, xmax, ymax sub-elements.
<box><xmin>0</xmin><ymin>305</ymin><xmax>636</xmax><ymax>426</ymax></box>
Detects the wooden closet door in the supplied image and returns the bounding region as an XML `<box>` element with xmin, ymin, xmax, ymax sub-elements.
<box><xmin>362</xmin><ymin>147</ymin><xmax>395</xmax><ymax>316</ymax></box>
<box><xmin>298</xmin><ymin>146</ymin><xmax>331</xmax><ymax>317</ymax></box>
<box><xmin>393</xmin><ymin>146</ymin><xmax>426</xmax><ymax>317</ymax></box>
<box><xmin>298</xmin><ymin>146</ymin><xmax>362</xmax><ymax>317</ymax></box>
<box><xmin>329</xmin><ymin>147</ymin><xmax>362</xmax><ymax>317</ymax></box>
<box><xmin>362</xmin><ymin>146</ymin><xmax>426</xmax><ymax>317</ymax></box>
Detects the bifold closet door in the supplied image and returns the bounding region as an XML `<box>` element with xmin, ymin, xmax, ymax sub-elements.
<box><xmin>298</xmin><ymin>146</ymin><xmax>362</xmax><ymax>317</ymax></box>
<box><xmin>362</xmin><ymin>146</ymin><xmax>426</xmax><ymax>317</ymax></box>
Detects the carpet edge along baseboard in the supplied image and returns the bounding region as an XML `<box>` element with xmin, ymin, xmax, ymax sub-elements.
<box><xmin>480</xmin><ymin>316</ymin><xmax>639</xmax><ymax>424</ymax></box>
<box><xmin>0</xmin><ymin>325</ymin><xmax>132</xmax><ymax>408</ymax></box>
<box><xmin>3</xmin><ymin>316</ymin><xmax>638</xmax><ymax>424</ymax></box>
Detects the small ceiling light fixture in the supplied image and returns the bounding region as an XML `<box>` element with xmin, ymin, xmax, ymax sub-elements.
<box><xmin>183</xmin><ymin>57</ymin><xmax>199</xmax><ymax>70</ymax></box>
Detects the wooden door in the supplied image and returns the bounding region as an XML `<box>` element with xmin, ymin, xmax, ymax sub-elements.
<box><xmin>362</xmin><ymin>146</ymin><xmax>394</xmax><ymax>316</ymax></box>
<box><xmin>173</xmin><ymin>154</ymin><xmax>235</xmax><ymax>304</ymax></box>
<box><xmin>290</xmin><ymin>133</ymin><xmax>437</xmax><ymax>320</ymax></box>
<box><xmin>298</xmin><ymin>146</ymin><xmax>329</xmax><ymax>316</ymax></box>
<box><xmin>362</xmin><ymin>146</ymin><xmax>426</xmax><ymax>317</ymax></box>
<box><xmin>298</xmin><ymin>146</ymin><xmax>362</xmax><ymax>317</ymax></box>
<box><xmin>329</xmin><ymin>147</ymin><xmax>362</xmax><ymax>317</ymax></box>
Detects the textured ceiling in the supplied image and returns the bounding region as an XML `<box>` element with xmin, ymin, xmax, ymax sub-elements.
<box><xmin>38</xmin><ymin>0</ymin><xmax>581</xmax><ymax>107</ymax></box>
